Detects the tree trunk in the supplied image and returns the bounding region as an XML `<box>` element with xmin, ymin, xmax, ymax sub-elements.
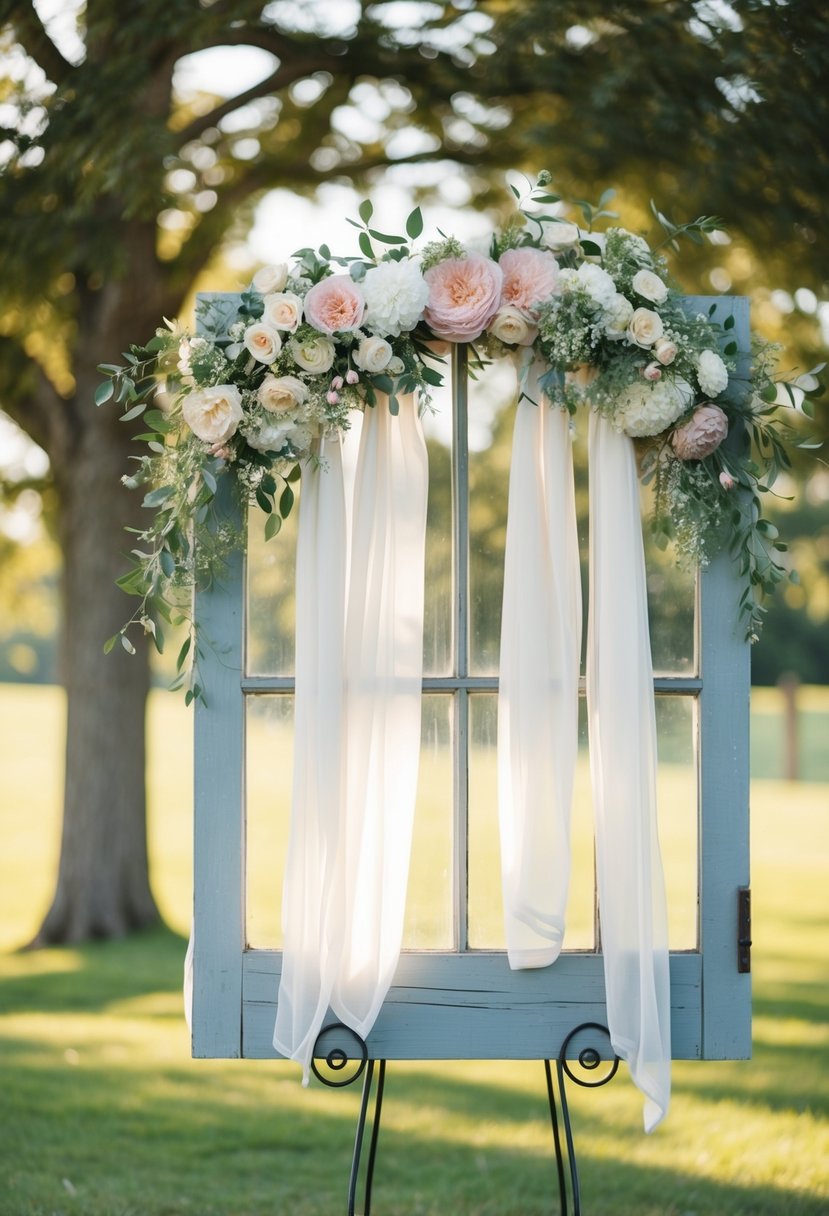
<box><xmin>30</xmin><ymin>268</ymin><xmax>167</xmax><ymax>945</ymax></box>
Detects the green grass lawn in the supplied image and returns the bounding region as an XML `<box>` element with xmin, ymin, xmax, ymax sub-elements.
<box><xmin>1</xmin><ymin>683</ymin><xmax>828</xmax><ymax>1215</ymax></box>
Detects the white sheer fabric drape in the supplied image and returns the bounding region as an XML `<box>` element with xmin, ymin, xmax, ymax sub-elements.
<box><xmin>273</xmin><ymin>434</ymin><xmax>348</xmax><ymax>1081</ymax></box>
<box><xmin>586</xmin><ymin>410</ymin><xmax>671</xmax><ymax>1131</ymax></box>
<box><xmin>275</xmin><ymin>396</ymin><xmax>428</xmax><ymax>1077</ymax></box>
<box><xmin>498</xmin><ymin>383</ymin><xmax>671</xmax><ymax>1131</ymax></box>
<box><xmin>498</xmin><ymin>365</ymin><xmax>581</xmax><ymax>968</ymax></box>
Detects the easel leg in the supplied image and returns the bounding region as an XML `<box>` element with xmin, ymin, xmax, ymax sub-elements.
<box><xmin>544</xmin><ymin>1023</ymin><xmax>619</xmax><ymax>1216</ymax></box>
<box><xmin>347</xmin><ymin>1058</ymin><xmax>386</xmax><ymax>1216</ymax></box>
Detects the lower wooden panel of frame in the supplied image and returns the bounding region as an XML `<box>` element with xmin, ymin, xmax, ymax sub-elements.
<box><xmin>238</xmin><ymin>950</ymin><xmax>704</xmax><ymax>1061</ymax></box>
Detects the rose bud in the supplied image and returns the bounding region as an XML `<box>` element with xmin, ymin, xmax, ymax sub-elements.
<box><xmin>719</xmin><ymin>470</ymin><xmax>736</xmax><ymax>490</ymax></box>
<box><xmin>326</xmin><ymin>390</ymin><xmax>340</xmax><ymax>405</ymax></box>
<box><xmin>331</xmin><ymin>376</ymin><xmax>344</xmax><ymax>390</ymax></box>
<box><xmin>643</xmin><ymin>362</ymin><xmax>662</xmax><ymax>382</ymax></box>
<box><xmin>346</xmin><ymin>368</ymin><xmax>360</xmax><ymax>385</ymax></box>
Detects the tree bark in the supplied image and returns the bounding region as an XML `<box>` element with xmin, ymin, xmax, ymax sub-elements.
<box><xmin>29</xmin><ymin>241</ymin><xmax>171</xmax><ymax>946</ymax></box>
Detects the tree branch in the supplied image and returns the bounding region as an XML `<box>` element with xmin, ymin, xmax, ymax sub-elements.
<box><xmin>0</xmin><ymin>335</ymin><xmax>69</xmax><ymax>459</ymax></box>
<box><xmin>174</xmin><ymin>55</ymin><xmax>335</xmax><ymax>146</ymax></box>
<box><xmin>7</xmin><ymin>1</ymin><xmax>74</xmax><ymax>86</ymax></box>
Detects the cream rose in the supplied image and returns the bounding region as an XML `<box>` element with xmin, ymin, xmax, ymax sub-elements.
<box><xmin>262</xmin><ymin>291</ymin><xmax>303</xmax><ymax>333</ymax></box>
<box><xmin>489</xmin><ymin>305</ymin><xmax>535</xmax><ymax>346</ymax></box>
<box><xmin>289</xmin><ymin>334</ymin><xmax>336</xmax><ymax>375</ymax></box>
<box><xmin>244</xmin><ymin>322</ymin><xmax>282</xmax><ymax>364</ymax></box>
<box><xmin>353</xmin><ymin>335</ymin><xmax>393</xmax><ymax>373</ymax></box>
<box><xmin>252</xmin><ymin>263</ymin><xmax>288</xmax><ymax>294</ymax></box>
<box><xmin>538</xmin><ymin>220</ymin><xmax>580</xmax><ymax>250</ymax></box>
<box><xmin>181</xmin><ymin>385</ymin><xmax>244</xmax><ymax>444</ymax></box>
<box><xmin>258</xmin><ymin>374</ymin><xmax>308</xmax><ymax>413</ymax></box>
<box><xmin>631</xmin><ymin>269</ymin><xmax>668</xmax><ymax>304</ymax></box>
<box><xmin>627</xmin><ymin>307</ymin><xmax>664</xmax><ymax>348</ymax></box>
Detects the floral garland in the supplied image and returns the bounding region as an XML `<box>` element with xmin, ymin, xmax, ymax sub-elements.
<box><xmin>100</xmin><ymin>172</ymin><xmax>821</xmax><ymax>697</ymax></box>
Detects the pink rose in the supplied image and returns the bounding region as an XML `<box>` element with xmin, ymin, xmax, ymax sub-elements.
<box><xmin>719</xmin><ymin>470</ymin><xmax>736</xmax><ymax>490</ymax></box>
<box><xmin>643</xmin><ymin>361</ymin><xmax>662</xmax><ymax>382</ymax></box>
<box><xmin>303</xmin><ymin>275</ymin><xmax>365</xmax><ymax>334</ymax></box>
<box><xmin>499</xmin><ymin>246</ymin><xmax>559</xmax><ymax>314</ymax></box>
<box><xmin>424</xmin><ymin>252</ymin><xmax>503</xmax><ymax>342</ymax></box>
<box><xmin>671</xmin><ymin>404</ymin><xmax>729</xmax><ymax>460</ymax></box>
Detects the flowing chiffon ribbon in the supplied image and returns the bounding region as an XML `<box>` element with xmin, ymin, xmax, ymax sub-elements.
<box><xmin>498</xmin><ymin>374</ymin><xmax>671</xmax><ymax>1131</ymax></box>
<box><xmin>273</xmin><ymin>434</ymin><xmax>348</xmax><ymax>1081</ymax></box>
<box><xmin>586</xmin><ymin>410</ymin><xmax>671</xmax><ymax>1131</ymax></box>
<box><xmin>274</xmin><ymin>396</ymin><xmax>428</xmax><ymax>1076</ymax></box>
<box><xmin>498</xmin><ymin>363</ymin><xmax>581</xmax><ymax>968</ymax></box>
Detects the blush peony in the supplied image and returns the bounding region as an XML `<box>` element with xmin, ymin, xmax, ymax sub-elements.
<box><xmin>303</xmin><ymin>275</ymin><xmax>365</xmax><ymax>334</ymax></box>
<box><xmin>499</xmin><ymin>247</ymin><xmax>559</xmax><ymax>314</ymax></box>
<box><xmin>424</xmin><ymin>252</ymin><xmax>503</xmax><ymax>342</ymax></box>
<box><xmin>671</xmin><ymin>404</ymin><xmax>729</xmax><ymax>459</ymax></box>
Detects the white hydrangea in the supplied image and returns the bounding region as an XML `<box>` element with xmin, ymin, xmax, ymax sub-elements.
<box><xmin>615</xmin><ymin>376</ymin><xmax>695</xmax><ymax>438</ymax></box>
<box><xmin>697</xmin><ymin>349</ymin><xmax>729</xmax><ymax>396</ymax></box>
<box><xmin>362</xmin><ymin>259</ymin><xmax>430</xmax><ymax>337</ymax></box>
<box><xmin>602</xmin><ymin>292</ymin><xmax>634</xmax><ymax>340</ymax></box>
<box><xmin>576</xmin><ymin>262</ymin><xmax>617</xmax><ymax>310</ymax></box>
<box><xmin>245</xmin><ymin>417</ymin><xmax>315</xmax><ymax>455</ymax></box>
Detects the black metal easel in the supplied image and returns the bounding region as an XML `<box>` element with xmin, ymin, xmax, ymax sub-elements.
<box><xmin>311</xmin><ymin>1021</ymin><xmax>619</xmax><ymax>1216</ymax></box>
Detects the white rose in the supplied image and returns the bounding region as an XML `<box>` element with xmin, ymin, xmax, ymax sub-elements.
<box><xmin>363</xmin><ymin>259</ymin><xmax>430</xmax><ymax>336</ymax></box>
<box><xmin>539</xmin><ymin>220</ymin><xmax>580</xmax><ymax>250</ymax></box>
<box><xmin>631</xmin><ymin>269</ymin><xmax>668</xmax><ymax>304</ymax></box>
<box><xmin>697</xmin><ymin>349</ymin><xmax>729</xmax><ymax>396</ymax></box>
<box><xmin>258</xmin><ymin>374</ymin><xmax>308</xmax><ymax>413</ymax></box>
<box><xmin>252</xmin><ymin>263</ymin><xmax>288</xmax><ymax>294</ymax></box>
<box><xmin>181</xmin><ymin>385</ymin><xmax>244</xmax><ymax>444</ymax></box>
<box><xmin>576</xmin><ymin>262</ymin><xmax>617</xmax><ymax>310</ymax></box>
<box><xmin>289</xmin><ymin>335</ymin><xmax>336</xmax><ymax>375</ymax></box>
<box><xmin>387</xmin><ymin>356</ymin><xmax>405</xmax><ymax>375</ymax></box>
<box><xmin>489</xmin><ymin>305</ymin><xmax>535</xmax><ymax>346</ymax></box>
<box><xmin>262</xmin><ymin>291</ymin><xmax>303</xmax><ymax>333</ymax></box>
<box><xmin>244</xmin><ymin>322</ymin><xmax>282</xmax><ymax>364</ymax></box>
<box><xmin>353</xmin><ymin>335</ymin><xmax>393</xmax><ymax>373</ymax></box>
<box><xmin>627</xmin><ymin>307</ymin><xmax>664</xmax><ymax>348</ymax></box>
<box><xmin>602</xmin><ymin>293</ymin><xmax>634</xmax><ymax>340</ymax></box>
<box><xmin>654</xmin><ymin>337</ymin><xmax>678</xmax><ymax>366</ymax></box>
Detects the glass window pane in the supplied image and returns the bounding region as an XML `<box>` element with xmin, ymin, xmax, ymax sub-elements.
<box><xmin>246</xmin><ymin>504</ymin><xmax>298</xmax><ymax>677</ymax></box>
<box><xmin>655</xmin><ymin>695</ymin><xmax>699</xmax><ymax>949</ymax></box>
<box><xmin>245</xmin><ymin>694</ymin><xmax>293</xmax><ymax>948</ymax></box>
<box><xmin>468</xmin><ymin>361</ymin><xmax>517</xmax><ymax>675</ymax></box>
<box><xmin>403</xmin><ymin>695</ymin><xmax>453</xmax><ymax>949</ymax></box>
<box><xmin>467</xmin><ymin>694</ymin><xmax>595</xmax><ymax>952</ymax></box>
<box><xmin>467</xmin><ymin>693</ymin><xmax>501</xmax><ymax>947</ymax></box>
<box><xmin>422</xmin><ymin>384</ymin><xmax>453</xmax><ymax>677</ymax></box>
<box><xmin>642</xmin><ymin>486</ymin><xmax>697</xmax><ymax>675</ymax></box>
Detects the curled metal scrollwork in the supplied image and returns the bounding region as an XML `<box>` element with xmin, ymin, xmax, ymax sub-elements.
<box><xmin>311</xmin><ymin>1022</ymin><xmax>368</xmax><ymax>1088</ymax></box>
<box><xmin>559</xmin><ymin>1021</ymin><xmax>619</xmax><ymax>1088</ymax></box>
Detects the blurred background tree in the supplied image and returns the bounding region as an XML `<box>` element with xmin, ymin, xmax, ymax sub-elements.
<box><xmin>0</xmin><ymin>0</ymin><xmax>826</xmax><ymax>943</ymax></box>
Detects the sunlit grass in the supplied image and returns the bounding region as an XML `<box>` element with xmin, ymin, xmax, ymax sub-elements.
<box><xmin>1</xmin><ymin>683</ymin><xmax>828</xmax><ymax>1214</ymax></box>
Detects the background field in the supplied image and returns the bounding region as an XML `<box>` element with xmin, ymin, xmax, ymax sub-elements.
<box><xmin>1</xmin><ymin>682</ymin><xmax>827</xmax><ymax>1215</ymax></box>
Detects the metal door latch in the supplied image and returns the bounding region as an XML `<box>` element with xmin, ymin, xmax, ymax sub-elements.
<box><xmin>737</xmin><ymin>886</ymin><xmax>752</xmax><ymax>973</ymax></box>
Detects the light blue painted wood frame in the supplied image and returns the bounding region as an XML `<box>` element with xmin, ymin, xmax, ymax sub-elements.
<box><xmin>190</xmin><ymin>294</ymin><xmax>751</xmax><ymax>1063</ymax></box>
